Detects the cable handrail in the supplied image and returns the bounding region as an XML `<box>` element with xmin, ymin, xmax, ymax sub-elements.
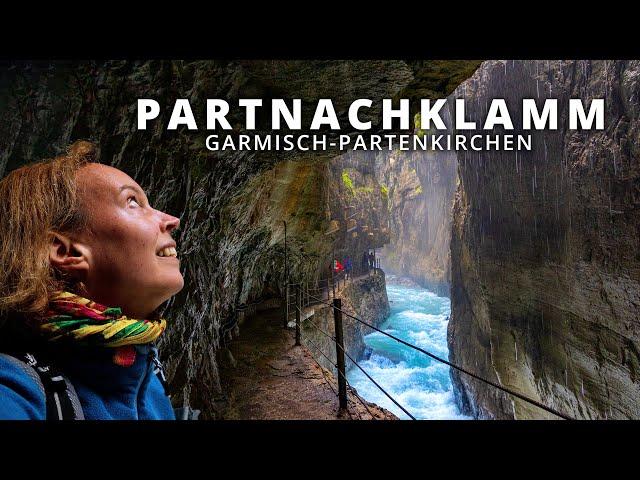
<box><xmin>303</xmin><ymin>333</ymin><xmax>336</xmax><ymax>371</ymax></box>
<box><xmin>303</xmin><ymin>336</ymin><xmax>376</xmax><ymax>420</ymax></box>
<box><xmin>345</xmin><ymin>378</ymin><xmax>377</xmax><ymax>420</ymax></box>
<box><xmin>302</xmin><ymin>308</ymin><xmax>415</xmax><ymax>420</ymax></box>
<box><xmin>303</xmin><ymin>291</ymin><xmax>572</xmax><ymax>420</ymax></box>
<box><xmin>340</xmin><ymin>341</ymin><xmax>416</xmax><ymax>420</ymax></box>
<box><xmin>303</xmin><ymin>337</ymin><xmax>339</xmax><ymax>397</ymax></box>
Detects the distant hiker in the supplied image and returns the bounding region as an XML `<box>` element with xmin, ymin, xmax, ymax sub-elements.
<box><xmin>334</xmin><ymin>259</ymin><xmax>344</xmax><ymax>274</ymax></box>
<box><xmin>345</xmin><ymin>256</ymin><xmax>352</xmax><ymax>279</ymax></box>
<box><xmin>369</xmin><ymin>251</ymin><xmax>375</xmax><ymax>270</ymax></box>
<box><xmin>361</xmin><ymin>251</ymin><xmax>368</xmax><ymax>273</ymax></box>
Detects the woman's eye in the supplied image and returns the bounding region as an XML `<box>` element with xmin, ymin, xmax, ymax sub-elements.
<box><xmin>128</xmin><ymin>196</ymin><xmax>141</xmax><ymax>207</ymax></box>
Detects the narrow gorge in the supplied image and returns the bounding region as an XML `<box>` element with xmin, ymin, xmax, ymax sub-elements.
<box><xmin>1</xmin><ymin>60</ymin><xmax>638</xmax><ymax>420</ymax></box>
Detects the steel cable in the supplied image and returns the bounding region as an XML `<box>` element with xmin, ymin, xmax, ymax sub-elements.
<box><xmin>301</xmin><ymin>309</ymin><xmax>414</xmax><ymax>419</ymax></box>
<box><xmin>305</xmin><ymin>291</ymin><xmax>572</xmax><ymax>420</ymax></box>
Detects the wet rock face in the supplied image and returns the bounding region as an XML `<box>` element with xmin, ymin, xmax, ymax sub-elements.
<box><xmin>327</xmin><ymin>140</ymin><xmax>457</xmax><ymax>297</ymax></box>
<box><xmin>449</xmin><ymin>61</ymin><xmax>640</xmax><ymax>419</ymax></box>
<box><xmin>327</xmin><ymin>150</ymin><xmax>392</xmax><ymax>268</ymax></box>
<box><xmin>0</xmin><ymin>60</ymin><xmax>479</xmax><ymax>418</ymax></box>
<box><xmin>377</xmin><ymin>144</ymin><xmax>457</xmax><ymax>296</ymax></box>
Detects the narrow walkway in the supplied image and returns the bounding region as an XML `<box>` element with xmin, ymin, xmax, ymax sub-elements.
<box><xmin>218</xmin><ymin>306</ymin><xmax>396</xmax><ymax>420</ymax></box>
<box><xmin>309</xmin><ymin>269</ymin><xmax>380</xmax><ymax>309</ymax></box>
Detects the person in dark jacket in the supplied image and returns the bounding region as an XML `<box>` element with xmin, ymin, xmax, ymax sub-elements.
<box><xmin>344</xmin><ymin>256</ymin><xmax>352</xmax><ymax>280</ymax></box>
<box><xmin>0</xmin><ymin>141</ymin><xmax>183</xmax><ymax>420</ymax></box>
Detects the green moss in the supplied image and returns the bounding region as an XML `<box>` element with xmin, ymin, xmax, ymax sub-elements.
<box><xmin>415</xmin><ymin>185</ymin><xmax>423</xmax><ymax>195</ymax></box>
<box><xmin>414</xmin><ymin>112</ymin><xmax>425</xmax><ymax>138</ymax></box>
<box><xmin>380</xmin><ymin>184</ymin><xmax>389</xmax><ymax>199</ymax></box>
<box><xmin>341</xmin><ymin>169</ymin><xmax>355</xmax><ymax>196</ymax></box>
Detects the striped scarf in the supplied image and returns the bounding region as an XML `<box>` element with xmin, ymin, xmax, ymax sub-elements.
<box><xmin>37</xmin><ymin>291</ymin><xmax>166</xmax><ymax>348</ymax></box>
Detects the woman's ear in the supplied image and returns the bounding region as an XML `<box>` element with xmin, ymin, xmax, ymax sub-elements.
<box><xmin>48</xmin><ymin>231</ymin><xmax>90</xmax><ymax>280</ymax></box>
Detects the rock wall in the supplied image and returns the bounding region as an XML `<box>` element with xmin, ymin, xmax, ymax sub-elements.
<box><xmin>0</xmin><ymin>60</ymin><xmax>479</xmax><ymax>418</ymax></box>
<box><xmin>377</xmin><ymin>143</ymin><xmax>457</xmax><ymax>296</ymax></box>
<box><xmin>327</xmin><ymin>131</ymin><xmax>458</xmax><ymax>298</ymax></box>
<box><xmin>327</xmin><ymin>150</ymin><xmax>391</xmax><ymax>270</ymax></box>
<box><xmin>448</xmin><ymin>61</ymin><xmax>640</xmax><ymax>419</ymax></box>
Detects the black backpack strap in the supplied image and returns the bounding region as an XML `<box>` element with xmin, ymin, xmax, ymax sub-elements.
<box><xmin>150</xmin><ymin>346</ymin><xmax>171</xmax><ymax>399</ymax></box>
<box><xmin>149</xmin><ymin>347</ymin><xmax>200</xmax><ymax>420</ymax></box>
<box><xmin>12</xmin><ymin>352</ymin><xmax>84</xmax><ymax>420</ymax></box>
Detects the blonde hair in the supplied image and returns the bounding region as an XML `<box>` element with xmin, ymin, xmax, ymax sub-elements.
<box><xmin>0</xmin><ymin>140</ymin><xmax>97</xmax><ymax>316</ymax></box>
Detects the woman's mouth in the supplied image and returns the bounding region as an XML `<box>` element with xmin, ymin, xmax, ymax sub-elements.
<box><xmin>156</xmin><ymin>246</ymin><xmax>178</xmax><ymax>258</ymax></box>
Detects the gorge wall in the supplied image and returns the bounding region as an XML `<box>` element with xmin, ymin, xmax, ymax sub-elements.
<box><xmin>328</xmin><ymin>124</ymin><xmax>458</xmax><ymax>298</ymax></box>
<box><xmin>376</xmin><ymin>142</ymin><xmax>457</xmax><ymax>296</ymax></box>
<box><xmin>0</xmin><ymin>60</ymin><xmax>479</xmax><ymax>418</ymax></box>
<box><xmin>327</xmin><ymin>150</ymin><xmax>391</xmax><ymax>268</ymax></box>
<box><xmin>448</xmin><ymin>60</ymin><xmax>640</xmax><ymax>419</ymax></box>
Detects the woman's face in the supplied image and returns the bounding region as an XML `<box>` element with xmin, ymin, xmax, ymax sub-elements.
<box><xmin>68</xmin><ymin>163</ymin><xmax>184</xmax><ymax>318</ymax></box>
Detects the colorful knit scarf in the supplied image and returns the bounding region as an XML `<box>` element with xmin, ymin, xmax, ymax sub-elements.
<box><xmin>38</xmin><ymin>291</ymin><xmax>166</xmax><ymax>348</ymax></box>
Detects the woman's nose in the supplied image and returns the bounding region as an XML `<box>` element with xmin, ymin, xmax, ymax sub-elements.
<box><xmin>159</xmin><ymin>211</ymin><xmax>180</xmax><ymax>233</ymax></box>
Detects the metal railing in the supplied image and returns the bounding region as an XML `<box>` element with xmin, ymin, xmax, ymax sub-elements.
<box><xmin>287</xmin><ymin>285</ymin><xmax>573</xmax><ymax>421</ymax></box>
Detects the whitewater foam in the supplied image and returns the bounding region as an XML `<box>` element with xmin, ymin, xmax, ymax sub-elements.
<box><xmin>346</xmin><ymin>280</ymin><xmax>470</xmax><ymax>420</ymax></box>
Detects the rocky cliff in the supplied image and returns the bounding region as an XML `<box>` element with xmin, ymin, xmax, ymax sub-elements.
<box><xmin>376</xmin><ymin>142</ymin><xmax>457</xmax><ymax>296</ymax></box>
<box><xmin>448</xmin><ymin>60</ymin><xmax>640</xmax><ymax>419</ymax></box>
<box><xmin>326</xmin><ymin>125</ymin><xmax>458</xmax><ymax>298</ymax></box>
<box><xmin>326</xmin><ymin>150</ymin><xmax>391</xmax><ymax>269</ymax></box>
<box><xmin>0</xmin><ymin>60</ymin><xmax>479</xmax><ymax>418</ymax></box>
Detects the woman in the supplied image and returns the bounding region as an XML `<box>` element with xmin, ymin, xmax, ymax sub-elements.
<box><xmin>0</xmin><ymin>141</ymin><xmax>184</xmax><ymax>420</ymax></box>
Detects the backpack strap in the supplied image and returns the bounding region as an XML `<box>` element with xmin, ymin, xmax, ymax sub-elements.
<box><xmin>150</xmin><ymin>346</ymin><xmax>171</xmax><ymax>398</ymax></box>
<box><xmin>149</xmin><ymin>347</ymin><xmax>200</xmax><ymax>420</ymax></box>
<box><xmin>1</xmin><ymin>352</ymin><xmax>84</xmax><ymax>420</ymax></box>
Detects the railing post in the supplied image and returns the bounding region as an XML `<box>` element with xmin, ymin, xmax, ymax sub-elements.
<box><xmin>295</xmin><ymin>284</ymin><xmax>301</xmax><ymax>346</ymax></box>
<box><xmin>284</xmin><ymin>283</ymin><xmax>289</xmax><ymax>328</ymax></box>
<box><xmin>333</xmin><ymin>298</ymin><xmax>348</xmax><ymax>412</ymax></box>
<box><xmin>331</xmin><ymin>265</ymin><xmax>335</xmax><ymax>299</ymax></box>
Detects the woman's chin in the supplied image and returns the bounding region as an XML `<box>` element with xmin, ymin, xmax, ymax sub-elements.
<box><xmin>173</xmin><ymin>275</ymin><xmax>185</xmax><ymax>294</ymax></box>
<box><xmin>152</xmin><ymin>271</ymin><xmax>185</xmax><ymax>301</ymax></box>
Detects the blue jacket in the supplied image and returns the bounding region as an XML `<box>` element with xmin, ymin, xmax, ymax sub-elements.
<box><xmin>0</xmin><ymin>343</ymin><xmax>175</xmax><ymax>420</ymax></box>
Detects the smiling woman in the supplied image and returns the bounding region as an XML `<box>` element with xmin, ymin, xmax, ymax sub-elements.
<box><xmin>0</xmin><ymin>140</ymin><xmax>186</xmax><ymax>420</ymax></box>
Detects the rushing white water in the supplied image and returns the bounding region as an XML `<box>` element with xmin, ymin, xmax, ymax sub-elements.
<box><xmin>346</xmin><ymin>276</ymin><xmax>470</xmax><ymax>420</ymax></box>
